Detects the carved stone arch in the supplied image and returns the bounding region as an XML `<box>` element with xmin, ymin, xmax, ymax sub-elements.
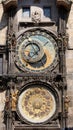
<box><xmin>16</xmin><ymin>27</ymin><xmax>58</xmax><ymax>40</ymax></box>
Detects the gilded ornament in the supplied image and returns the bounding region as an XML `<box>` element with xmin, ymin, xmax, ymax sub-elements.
<box><xmin>17</xmin><ymin>87</ymin><xmax>56</xmax><ymax>123</ymax></box>
<box><xmin>64</xmin><ymin>95</ymin><xmax>70</xmax><ymax>112</ymax></box>
<box><xmin>11</xmin><ymin>90</ymin><xmax>18</xmax><ymax>111</ymax></box>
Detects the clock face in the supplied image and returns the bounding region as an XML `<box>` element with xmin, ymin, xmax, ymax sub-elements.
<box><xmin>17</xmin><ymin>84</ymin><xmax>56</xmax><ymax>124</ymax></box>
<box><xmin>15</xmin><ymin>29</ymin><xmax>58</xmax><ymax>72</ymax></box>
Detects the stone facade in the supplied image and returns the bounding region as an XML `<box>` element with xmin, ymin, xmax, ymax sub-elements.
<box><xmin>0</xmin><ymin>4</ymin><xmax>7</xmax><ymax>45</ymax></box>
<box><xmin>0</xmin><ymin>2</ymin><xmax>7</xmax><ymax>130</ymax></box>
<box><xmin>0</xmin><ymin>0</ymin><xmax>73</xmax><ymax>129</ymax></box>
<box><xmin>66</xmin><ymin>2</ymin><xmax>73</xmax><ymax>126</ymax></box>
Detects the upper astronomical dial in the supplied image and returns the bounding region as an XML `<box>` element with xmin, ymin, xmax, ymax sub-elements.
<box><xmin>15</xmin><ymin>29</ymin><xmax>58</xmax><ymax>72</ymax></box>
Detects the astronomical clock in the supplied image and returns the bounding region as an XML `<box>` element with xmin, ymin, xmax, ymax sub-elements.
<box><xmin>15</xmin><ymin>28</ymin><xmax>59</xmax><ymax>122</ymax></box>
<box><xmin>5</xmin><ymin>28</ymin><xmax>61</xmax><ymax>130</ymax></box>
<box><xmin>15</xmin><ymin>28</ymin><xmax>58</xmax><ymax>73</ymax></box>
<box><xmin>1</xmin><ymin>0</ymin><xmax>70</xmax><ymax>128</ymax></box>
<box><xmin>3</xmin><ymin>24</ymin><xmax>66</xmax><ymax>130</ymax></box>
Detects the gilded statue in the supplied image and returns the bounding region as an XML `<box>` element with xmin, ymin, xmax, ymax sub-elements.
<box><xmin>11</xmin><ymin>90</ymin><xmax>18</xmax><ymax>111</ymax></box>
<box><xmin>64</xmin><ymin>95</ymin><xmax>70</xmax><ymax>112</ymax></box>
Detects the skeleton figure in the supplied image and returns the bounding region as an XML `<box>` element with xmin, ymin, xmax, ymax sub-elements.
<box><xmin>32</xmin><ymin>11</ymin><xmax>41</xmax><ymax>23</ymax></box>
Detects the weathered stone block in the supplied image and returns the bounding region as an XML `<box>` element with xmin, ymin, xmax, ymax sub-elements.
<box><xmin>68</xmin><ymin>107</ymin><xmax>73</xmax><ymax>127</ymax></box>
<box><xmin>66</xmin><ymin>50</ymin><xmax>73</xmax><ymax>73</ymax></box>
<box><xmin>0</xmin><ymin>4</ymin><xmax>7</xmax><ymax>45</ymax></box>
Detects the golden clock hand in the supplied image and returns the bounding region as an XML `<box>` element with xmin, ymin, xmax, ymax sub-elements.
<box><xmin>24</xmin><ymin>50</ymin><xmax>30</xmax><ymax>52</ymax></box>
<box><xmin>24</xmin><ymin>50</ymin><xmax>34</xmax><ymax>53</ymax></box>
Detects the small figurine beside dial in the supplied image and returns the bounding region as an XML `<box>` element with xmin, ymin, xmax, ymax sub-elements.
<box><xmin>15</xmin><ymin>29</ymin><xmax>58</xmax><ymax>72</ymax></box>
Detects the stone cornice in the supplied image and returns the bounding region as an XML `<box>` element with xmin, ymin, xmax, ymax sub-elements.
<box><xmin>2</xmin><ymin>0</ymin><xmax>72</xmax><ymax>12</ymax></box>
<box><xmin>57</xmin><ymin>0</ymin><xmax>72</xmax><ymax>11</ymax></box>
<box><xmin>2</xmin><ymin>0</ymin><xmax>17</xmax><ymax>11</ymax></box>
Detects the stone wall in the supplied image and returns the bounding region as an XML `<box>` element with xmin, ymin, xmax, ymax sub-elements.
<box><xmin>0</xmin><ymin>2</ymin><xmax>7</xmax><ymax>130</ymax></box>
<box><xmin>0</xmin><ymin>91</ymin><xmax>6</xmax><ymax>130</ymax></box>
<box><xmin>0</xmin><ymin>3</ymin><xmax>7</xmax><ymax>45</ymax></box>
<box><xmin>66</xmin><ymin>1</ymin><xmax>73</xmax><ymax>127</ymax></box>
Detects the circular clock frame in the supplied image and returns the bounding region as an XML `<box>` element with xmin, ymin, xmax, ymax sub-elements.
<box><xmin>21</xmin><ymin>39</ymin><xmax>44</xmax><ymax>63</ymax></box>
<box><xmin>15</xmin><ymin>28</ymin><xmax>58</xmax><ymax>73</ymax></box>
<box><xmin>17</xmin><ymin>81</ymin><xmax>59</xmax><ymax>125</ymax></box>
